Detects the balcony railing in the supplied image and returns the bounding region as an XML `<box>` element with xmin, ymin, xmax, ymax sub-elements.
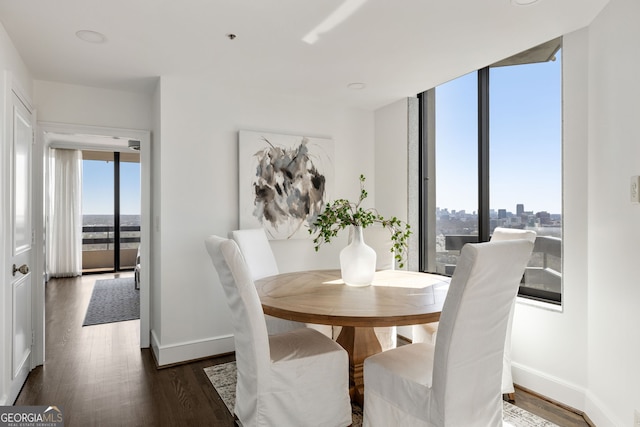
<box><xmin>438</xmin><ymin>234</ymin><xmax>562</xmax><ymax>303</ymax></box>
<box><xmin>82</xmin><ymin>225</ymin><xmax>140</xmax><ymax>271</ymax></box>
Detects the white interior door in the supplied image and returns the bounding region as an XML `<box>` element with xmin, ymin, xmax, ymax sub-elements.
<box><xmin>6</xmin><ymin>88</ymin><xmax>33</xmax><ymax>403</ymax></box>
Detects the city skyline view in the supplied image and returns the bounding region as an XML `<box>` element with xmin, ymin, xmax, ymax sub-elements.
<box><xmin>436</xmin><ymin>203</ymin><xmax>561</xmax><ymax>219</ymax></box>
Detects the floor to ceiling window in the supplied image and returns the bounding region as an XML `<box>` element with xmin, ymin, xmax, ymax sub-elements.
<box><xmin>82</xmin><ymin>150</ymin><xmax>141</xmax><ymax>273</ymax></box>
<box><xmin>420</xmin><ymin>38</ymin><xmax>563</xmax><ymax>304</ymax></box>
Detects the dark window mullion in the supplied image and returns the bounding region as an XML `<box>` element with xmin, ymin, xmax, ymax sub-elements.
<box><xmin>478</xmin><ymin>68</ymin><xmax>490</xmax><ymax>243</ymax></box>
<box><xmin>418</xmin><ymin>92</ymin><xmax>426</xmax><ymax>272</ymax></box>
<box><xmin>419</xmin><ymin>90</ymin><xmax>437</xmax><ymax>272</ymax></box>
<box><xmin>114</xmin><ymin>152</ymin><xmax>121</xmax><ymax>271</ymax></box>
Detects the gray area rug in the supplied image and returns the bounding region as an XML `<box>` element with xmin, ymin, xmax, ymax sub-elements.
<box><xmin>83</xmin><ymin>277</ymin><xmax>139</xmax><ymax>326</ymax></box>
<box><xmin>205</xmin><ymin>361</ymin><xmax>559</xmax><ymax>427</ymax></box>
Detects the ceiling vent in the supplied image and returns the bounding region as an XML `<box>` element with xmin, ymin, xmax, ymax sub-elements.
<box><xmin>128</xmin><ymin>140</ymin><xmax>141</xmax><ymax>151</ymax></box>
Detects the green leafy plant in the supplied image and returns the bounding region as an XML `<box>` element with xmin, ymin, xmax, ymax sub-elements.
<box><xmin>309</xmin><ymin>174</ymin><xmax>412</xmax><ymax>268</ymax></box>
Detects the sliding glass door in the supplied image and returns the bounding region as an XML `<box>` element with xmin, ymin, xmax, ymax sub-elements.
<box><xmin>82</xmin><ymin>151</ymin><xmax>140</xmax><ymax>273</ymax></box>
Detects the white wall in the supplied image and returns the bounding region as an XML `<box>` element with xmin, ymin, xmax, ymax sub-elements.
<box><xmin>586</xmin><ymin>0</ymin><xmax>640</xmax><ymax>424</ymax></box>
<box><xmin>34</xmin><ymin>81</ymin><xmax>152</xmax><ymax>130</ymax></box>
<box><xmin>509</xmin><ymin>28</ymin><xmax>591</xmax><ymax>411</ymax></box>
<box><xmin>374</xmin><ymin>98</ymin><xmax>411</xmax><ymax>222</ymax></box>
<box><xmin>0</xmin><ymin>26</ymin><xmax>31</xmax><ymax>98</ymax></box>
<box><xmin>151</xmin><ymin>76</ymin><xmax>374</xmax><ymax>365</ymax></box>
<box><xmin>374</xmin><ymin>97</ymin><xmax>420</xmax><ymax>340</ymax></box>
<box><xmin>0</xmin><ymin>21</ymin><xmax>33</xmax><ymax>405</ymax></box>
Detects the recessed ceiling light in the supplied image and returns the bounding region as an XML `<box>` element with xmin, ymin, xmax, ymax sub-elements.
<box><xmin>511</xmin><ymin>0</ymin><xmax>540</xmax><ymax>5</ymax></box>
<box><xmin>347</xmin><ymin>83</ymin><xmax>366</xmax><ymax>90</ymax></box>
<box><xmin>75</xmin><ymin>30</ymin><xmax>107</xmax><ymax>44</ymax></box>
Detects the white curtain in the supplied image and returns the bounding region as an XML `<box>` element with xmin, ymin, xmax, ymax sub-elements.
<box><xmin>47</xmin><ymin>148</ymin><xmax>83</xmax><ymax>278</ymax></box>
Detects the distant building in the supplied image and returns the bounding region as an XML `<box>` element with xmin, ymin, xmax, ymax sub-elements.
<box><xmin>536</xmin><ymin>211</ymin><xmax>551</xmax><ymax>224</ymax></box>
<box><xmin>516</xmin><ymin>204</ymin><xmax>524</xmax><ymax>216</ymax></box>
<box><xmin>498</xmin><ymin>209</ymin><xmax>507</xmax><ymax>219</ymax></box>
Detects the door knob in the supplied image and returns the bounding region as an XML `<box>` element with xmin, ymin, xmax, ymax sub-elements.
<box><xmin>12</xmin><ymin>264</ymin><xmax>29</xmax><ymax>276</ymax></box>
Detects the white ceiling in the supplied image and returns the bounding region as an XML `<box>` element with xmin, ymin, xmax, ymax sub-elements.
<box><xmin>0</xmin><ymin>0</ymin><xmax>609</xmax><ymax>110</ymax></box>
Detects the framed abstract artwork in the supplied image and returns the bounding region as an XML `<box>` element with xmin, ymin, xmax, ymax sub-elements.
<box><xmin>239</xmin><ymin>130</ymin><xmax>334</xmax><ymax>240</ymax></box>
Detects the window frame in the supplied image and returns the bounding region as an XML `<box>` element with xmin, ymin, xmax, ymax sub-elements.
<box><xmin>418</xmin><ymin>41</ymin><xmax>563</xmax><ymax>305</ymax></box>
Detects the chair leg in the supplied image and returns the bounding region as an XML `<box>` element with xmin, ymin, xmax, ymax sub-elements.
<box><xmin>503</xmin><ymin>393</ymin><xmax>516</xmax><ymax>403</ymax></box>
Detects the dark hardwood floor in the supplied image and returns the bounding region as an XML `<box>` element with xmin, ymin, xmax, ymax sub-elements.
<box><xmin>15</xmin><ymin>273</ymin><xmax>590</xmax><ymax>426</ymax></box>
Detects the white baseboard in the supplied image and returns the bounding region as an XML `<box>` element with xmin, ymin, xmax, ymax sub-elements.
<box><xmin>512</xmin><ymin>362</ymin><xmax>586</xmax><ymax>410</ymax></box>
<box><xmin>584</xmin><ymin>390</ymin><xmax>625</xmax><ymax>427</ymax></box>
<box><xmin>150</xmin><ymin>330</ymin><xmax>235</xmax><ymax>367</ymax></box>
<box><xmin>513</xmin><ymin>362</ymin><xmax>618</xmax><ymax>426</ymax></box>
<box><xmin>2</xmin><ymin>362</ymin><xmax>30</xmax><ymax>406</ymax></box>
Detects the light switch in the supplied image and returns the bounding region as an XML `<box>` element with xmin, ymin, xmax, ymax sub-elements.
<box><xmin>631</xmin><ymin>176</ymin><xmax>640</xmax><ymax>203</ymax></box>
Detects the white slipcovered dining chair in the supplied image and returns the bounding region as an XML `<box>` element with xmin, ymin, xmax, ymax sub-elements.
<box><xmin>488</xmin><ymin>228</ymin><xmax>536</xmax><ymax>400</ymax></box>
<box><xmin>229</xmin><ymin>228</ymin><xmax>333</xmax><ymax>338</ymax></box>
<box><xmin>134</xmin><ymin>246</ymin><xmax>141</xmax><ymax>290</ymax></box>
<box><xmin>345</xmin><ymin>225</ymin><xmax>397</xmax><ymax>351</ymax></box>
<box><xmin>205</xmin><ymin>235</ymin><xmax>352</xmax><ymax>427</ymax></box>
<box><xmin>412</xmin><ymin>228</ymin><xmax>536</xmax><ymax>400</ymax></box>
<box><xmin>363</xmin><ymin>239</ymin><xmax>534</xmax><ymax>427</ymax></box>
<box><xmin>228</xmin><ymin>228</ymin><xmax>280</xmax><ymax>281</ymax></box>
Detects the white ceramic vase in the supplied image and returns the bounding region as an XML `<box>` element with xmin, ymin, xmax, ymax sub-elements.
<box><xmin>340</xmin><ymin>226</ymin><xmax>377</xmax><ymax>286</ymax></box>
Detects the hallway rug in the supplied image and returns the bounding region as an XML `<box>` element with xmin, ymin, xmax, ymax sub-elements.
<box><xmin>204</xmin><ymin>361</ymin><xmax>559</xmax><ymax>427</ymax></box>
<box><xmin>83</xmin><ymin>277</ymin><xmax>139</xmax><ymax>326</ymax></box>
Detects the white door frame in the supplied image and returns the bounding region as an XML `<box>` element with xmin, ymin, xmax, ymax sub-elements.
<box><xmin>34</xmin><ymin>122</ymin><xmax>151</xmax><ymax>362</ymax></box>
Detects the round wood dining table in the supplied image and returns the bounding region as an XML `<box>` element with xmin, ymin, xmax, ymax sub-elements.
<box><xmin>254</xmin><ymin>269</ymin><xmax>450</xmax><ymax>406</ymax></box>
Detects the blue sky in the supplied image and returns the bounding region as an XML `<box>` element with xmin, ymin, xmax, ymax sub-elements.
<box><xmin>435</xmin><ymin>50</ymin><xmax>562</xmax><ymax>215</ymax></box>
<box><xmin>82</xmin><ymin>159</ymin><xmax>141</xmax><ymax>215</ymax></box>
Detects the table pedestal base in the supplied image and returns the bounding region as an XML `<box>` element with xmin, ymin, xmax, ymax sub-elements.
<box><xmin>336</xmin><ymin>326</ymin><xmax>382</xmax><ymax>406</ymax></box>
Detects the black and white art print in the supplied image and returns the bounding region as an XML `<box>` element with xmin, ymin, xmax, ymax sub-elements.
<box><xmin>239</xmin><ymin>130</ymin><xmax>334</xmax><ymax>240</ymax></box>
